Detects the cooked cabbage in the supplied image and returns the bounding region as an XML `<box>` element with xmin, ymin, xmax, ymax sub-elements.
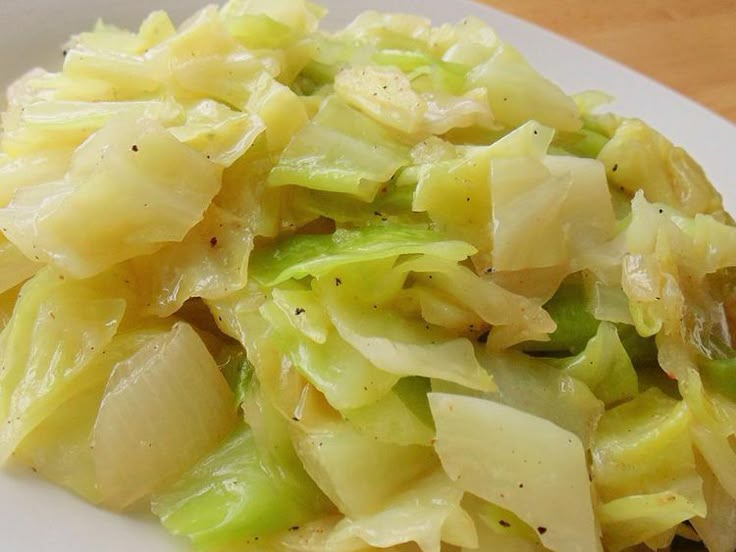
<box><xmin>1</xmin><ymin>1</ymin><xmax>734</xmax><ymax>551</ymax></box>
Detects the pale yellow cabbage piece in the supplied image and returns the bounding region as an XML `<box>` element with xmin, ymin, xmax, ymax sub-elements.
<box><xmin>269</xmin><ymin>288</ymin><xmax>331</xmax><ymax>344</ymax></box>
<box><xmin>63</xmin><ymin>45</ymin><xmax>162</xmax><ymax>98</ymax></box>
<box><xmin>0</xmin><ymin>235</ymin><xmax>41</xmax><ymax>295</ymax></box>
<box><xmin>466</xmin><ymin>43</ymin><xmax>581</xmax><ymax>132</ymax></box>
<box><xmin>223</xmin><ymin>516</ymin><xmax>369</xmax><ymax>551</ymax></box>
<box><xmin>543</xmin><ymin>155</ymin><xmax>616</xmax><ymax>266</ymax></box>
<box><xmin>134</xmin><ymin>136</ymin><xmax>284</xmax><ymax>317</ymax></box>
<box><xmin>246</xmin><ymin>74</ymin><xmax>309</xmax><ymax>152</ymax></box>
<box><xmin>1</xmin><ymin>99</ymin><xmax>184</xmax><ymax>157</ymax></box>
<box><xmin>0</xmin><ymin>267</ymin><xmax>134</xmax><ymax>463</ymax></box>
<box><xmin>413</xmin><ymin>145</ymin><xmax>496</xmax><ymax>263</ymax></box>
<box><xmin>65</xmin><ymin>11</ymin><xmax>176</xmax><ymax>56</ymax></box>
<box><xmin>326</xmin><ymin>470</ymin><xmax>477</xmax><ymax>552</ymax></box>
<box><xmin>462</xmin><ymin>494</ymin><xmax>548</xmax><ymax>552</ymax></box>
<box><xmin>13</xmin><ymin>323</ymin><xmax>172</xmax><ymax>504</ymax></box>
<box><xmin>477</xmin><ymin>350</ymin><xmax>603</xmax><ymax>448</ymax></box>
<box><xmin>431</xmin><ymin>17</ymin><xmax>499</xmax><ymax>66</ymax></box>
<box><xmin>468</xmin><ymin>529</ymin><xmax>548</xmax><ymax>552</ymax></box>
<box><xmin>407</xmin><ymin>285</ymin><xmax>486</xmax><ymax>334</ymax></box>
<box><xmin>597</xmin><ymin>494</ymin><xmax>701</xmax><ymax>552</ymax></box>
<box><xmin>691</xmin><ymin>456</ymin><xmax>736</xmax><ymax>552</ymax></box>
<box><xmin>592</xmin><ymin>388</ymin><xmax>703</xmax><ymax>501</ymax></box>
<box><xmin>395</xmin><ymin>256</ymin><xmax>556</xmax><ymax>350</ymax></box>
<box><xmin>290</xmin><ymin>418</ymin><xmax>437</xmax><ymax>518</ymax></box>
<box><xmin>221</xmin><ymin>0</ymin><xmax>324</xmax><ymax>35</ymax></box>
<box><xmin>260</xmin><ymin>298</ymin><xmax>400</xmax><ymax>411</ymax></box>
<box><xmin>490</xmin><ymin>136</ymin><xmax>616</xmax><ymax>274</ymax></box>
<box><xmin>622</xmin><ymin>192</ymin><xmax>736</xmax><ymax>375</ymax></box>
<box><xmin>598</xmin><ymin>118</ymin><xmax>727</xmax><ymax>220</ymax></box>
<box><xmin>334</xmin><ymin>66</ymin><xmax>494</xmax><ymax>139</ymax></box>
<box><xmin>341</xmin><ymin>384</ymin><xmax>434</xmax><ymax>447</ymax></box>
<box><xmin>168</xmin><ymin>100</ymin><xmax>265</xmax><ymax>167</ymax></box>
<box><xmin>414</xmin><ymin>120</ymin><xmax>555</xmax><ymax>269</ymax></box>
<box><xmin>335</xmin><ymin>65</ymin><xmax>427</xmax><ymax>136</ymax></box>
<box><xmin>134</xmin><ymin>205</ymin><xmax>255</xmax><ymax>318</ymax></box>
<box><xmin>15</xmin><ymin>383</ymin><xmax>105</xmax><ymax>503</ymax></box>
<box><xmin>147</xmin><ymin>6</ymin><xmax>277</xmax><ymax>109</ymax></box>
<box><xmin>0</xmin><ymin>284</ymin><xmax>22</xmax><ymax>330</ymax></box>
<box><xmin>339</xmin><ymin>11</ymin><xmax>432</xmax><ymax>48</ymax></box>
<box><xmin>0</xmin><ymin>116</ymin><xmax>221</xmax><ymax>278</ymax></box>
<box><xmin>267</xmin><ymin>96</ymin><xmax>411</xmax><ymax>201</ymax></box>
<box><xmin>0</xmin><ymin>150</ymin><xmax>71</xmax><ymax>207</ymax></box>
<box><xmin>429</xmin><ymin>393</ymin><xmax>601</xmax><ymax>552</ymax></box>
<box><xmin>318</xmin><ymin>282</ymin><xmax>494</xmax><ymax>392</ymax></box>
<box><xmin>491</xmin><ymin>156</ymin><xmax>571</xmax><ymax>270</ymax></box>
<box><xmin>680</xmin><ymin>369</ymin><xmax>736</xmax><ymax>502</ymax></box>
<box><xmin>591</xmin><ymin>388</ymin><xmax>705</xmax><ymax>551</ymax></box>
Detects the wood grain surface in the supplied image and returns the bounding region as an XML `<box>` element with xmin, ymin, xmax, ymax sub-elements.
<box><xmin>478</xmin><ymin>0</ymin><xmax>736</xmax><ymax>122</ymax></box>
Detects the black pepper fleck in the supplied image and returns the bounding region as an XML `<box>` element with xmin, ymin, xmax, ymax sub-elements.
<box><xmin>295</xmin><ymin>307</ymin><xmax>305</xmax><ymax>315</ymax></box>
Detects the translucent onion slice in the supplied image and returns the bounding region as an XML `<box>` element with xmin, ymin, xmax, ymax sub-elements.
<box><xmin>92</xmin><ymin>322</ymin><xmax>237</xmax><ymax>509</ymax></box>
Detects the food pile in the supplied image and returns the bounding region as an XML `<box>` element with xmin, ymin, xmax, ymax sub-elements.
<box><xmin>1</xmin><ymin>1</ymin><xmax>735</xmax><ymax>551</ymax></box>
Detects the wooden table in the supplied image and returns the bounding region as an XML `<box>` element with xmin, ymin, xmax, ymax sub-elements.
<box><xmin>478</xmin><ymin>0</ymin><xmax>736</xmax><ymax>123</ymax></box>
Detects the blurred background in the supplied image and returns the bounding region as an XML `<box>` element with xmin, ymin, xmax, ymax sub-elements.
<box><xmin>480</xmin><ymin>0</ymin><xmax>736</xmax><ymax>122</ymax></box>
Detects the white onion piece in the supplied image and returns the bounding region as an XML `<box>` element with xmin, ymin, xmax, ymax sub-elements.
<box><xmin>93</xmin><ymin>322</ymin><xmax>236</xmax><ymax>509</ymax></box>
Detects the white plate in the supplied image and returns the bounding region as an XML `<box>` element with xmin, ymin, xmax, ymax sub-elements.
<box><xmin>0</xmin><ymin>1</ymin><xmax>733</xmax><ymax>550</ymax></box>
